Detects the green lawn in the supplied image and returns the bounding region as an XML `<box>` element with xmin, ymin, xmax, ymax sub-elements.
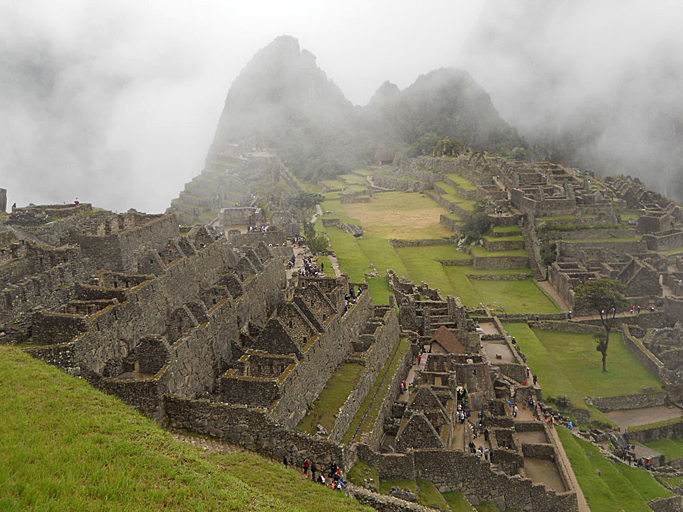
<box><xmin>446</xmin><ymin>173</ymin><xmax>477</xmax><ymax>190</ymax></box>
<box><xmin>557</xmin><ymin>426</ymin><xmax>669</xmax><ymax>512</ymax></box>
<box><xmin>442</xmin><ymin>491</ymin><xmax>476</xmax><ymax>511</ymax></box>
<box><xmin>366</xmin><ymin>277</ymin><xmax>392</xmax><ymax>305</ymax></box>
<box><xmin>297</xmin><ymin>363</ymin><xmax>366</xmax><ymax>435</ymax></box>
<box><xmin>492</xmin><ymin>225</ymin><xmax>521</xmax><ymax>234</ymax></box>
<box><xmin>343</xmin><ymin>191</ymin><xmax>452</xmax><ymax>240</ymax></box>
<box><xmin>469</xmin><ymin>246</ymin><xmax>528</xmax><ymax>258</ymax></box>
<box><xmin>471</xmin><ymin>279</ymin><xmax>561</xmax><ymax>314</ymax></box>
<box><xmin>644</xmin><ymin>437</ymin><xmax>683</xmax><ymax>461</ymax></box>
<box><xmin>416</xmin><ymin>479</ymin><xmax>450</xmax><ymax>510</ymax></box>
<box><xmin>347</xmin><ymin>461</ymin><xmax>379</xmax><ymax>488</ymax></box>
<box><xmin>0</xmin><ymin>346</ymin><xmax>370</xmax><ymax>512</ymax></box>
<box><xmin>343</xmin><ymin>338</ymin><xmax>410</xmax><ymax>443</ymax></box>
<box><xmin>503</xmin><ymin>324</ymin><xmax>662</xmax><ymax>424</ymax></box>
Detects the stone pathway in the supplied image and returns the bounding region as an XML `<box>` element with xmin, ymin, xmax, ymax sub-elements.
<box><xmin>537</xmin><ymin>280</ymin><xmax>570</xmax><ymax>312</ymax></box>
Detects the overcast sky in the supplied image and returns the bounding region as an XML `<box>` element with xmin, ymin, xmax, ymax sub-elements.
<box><xmin>2</xmin><ymin>0</ymin><xmax>682</xmax><ymax>212</ymax></box>
<box><xmin>0</xmin><ymin>0</ymin><xmax>486</xmax><ymax>213</ymax></box>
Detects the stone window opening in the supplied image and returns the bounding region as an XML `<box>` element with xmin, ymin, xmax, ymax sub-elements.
<box><xmin>303</xmin><ymin>336</ymin><xmax>307</xmax><ymax>344</ymax></box>
<box><xmin>213</xmin><ymin>298</ymin><xmax>217</xmax><ymax>304</ymax></box>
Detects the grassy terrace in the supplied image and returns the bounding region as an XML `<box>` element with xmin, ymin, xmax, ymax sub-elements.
<box><xmin>343</xmin><ymin>338</ymin><xmax>410</xmax><ymax>443</ymax></box>
<box><xmin>317</xmin><ymin>191</ymin><xmax>559</xmax><ymax>313</ymax></box>
<box><xmin>558</xmin><ymin>427</ymin><xmax>670</xmax><ymax>512</ymax></box>
<box><xmin>297</xmin><ymin>363</ymin><xmax>365</xmax><ymax>435</ymax></box>
<box><xmin>562</xmin><ymin>237</ymin><xmax>641</xmax><ymax>243</ymax></box>
<box><xmin>643</xmin><ymin>437</ymin><xmax>683</xmax><ymax>461</ymax></box>
<box><xmin>482</xmin><ymin>235</ymin><xmax>524</xmax><ymax>242</ymax></box>
<box><xmin>446</xmin><ymin>173</ymin><xmax>477</xmax><ymax>190</ymax></box>
<box><xmin>469</xmin><ymin>246</ymin><xmax>528</xmax><ymax>257</ymax></box>
<box><xmin>502</xmin><ymin>324</ymin><xmax>662</xmax><ymax>423</ymax></box>
<box><xmin>337</xmin><ymin>174</ymin><xmax>368</xmax><ymax>185</ymax></box>
<box><xmin>0</xmin><ymin>346</ymin><xmax>370</xmax><ymax>512</ymax></box>
<box><xmin>492</xmin><ymin>225</ymin><xmax>521</xmax><ymax>234</ymax></box>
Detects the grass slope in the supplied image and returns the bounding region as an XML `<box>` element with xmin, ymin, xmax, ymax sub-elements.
<box><xmin>297</xmin><ymin>363</ymin><xmax>365</xmax><ymax>435</ymax></box>
<box><xmin>557</xmin><ymin>426</ymin><xmax>669</xmax><ymax>512</ymax></box>
<box><xmin>0</xmin><ymin>346</ymin><xmax>370</xmax><ymax>512</ymax></box>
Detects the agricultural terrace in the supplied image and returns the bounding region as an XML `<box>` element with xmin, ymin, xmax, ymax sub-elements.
<box><xmin>317</xmin><ymin>191</ymin><xmax>560</xmax><ymax>313</ymax></box>
<box><xmin>503</xmin><ymin>324</ymin><xmax>663</xmax><ymax>424</ymax></box>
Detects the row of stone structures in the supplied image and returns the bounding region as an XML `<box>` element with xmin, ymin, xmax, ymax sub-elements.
<box><xmin>0</xmin><ymin>199</ymin><xmax>581</xmax><ymax>511</ymax></box>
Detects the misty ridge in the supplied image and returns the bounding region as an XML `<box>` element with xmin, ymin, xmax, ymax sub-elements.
<box><xmin>2</xmin><ymin>0</ymin><xmax>683</xmax><ymax>211</ymax></box>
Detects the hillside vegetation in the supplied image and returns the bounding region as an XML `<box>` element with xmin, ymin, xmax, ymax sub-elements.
<box><xmin>0</xmin><ymin>345</ymin><xmax>370</xmax><ymax>512</ymax></box>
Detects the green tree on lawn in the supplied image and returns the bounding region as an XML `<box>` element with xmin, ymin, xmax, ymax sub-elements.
<box><xmin>574</xmin><ymin>279</ymin><xmax>629</xmax><ymax>371</ymax></box>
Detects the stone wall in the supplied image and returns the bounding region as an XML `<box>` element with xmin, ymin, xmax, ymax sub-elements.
<box><xmin>473</xmin><ymin>256</ymin><xmax>529</xmax><ymax>270</ymax></box>
<box><xmin>361</xmin><ymin>345</ymin><xmax>414</xmax><ymax>450</ymax></box>
<box><xmin>355</xmin><ymin>446</ymin><xmax>577</xmax><ymax>512</ymax></box>
<box><xmin>75</xmin><ymin>214</ymin><xmax>180</xmax><ymax>273</ymax></box>
<box><xmin>483</xmin><ymin>238</ymin><xmax>525</xmax><ymax>252</ymax></box>
<box><xmin>648</xmin><ymin>496</ymin><xmax>683</xmax><ymax>512</ymax></box>
<box><xmin>544</xmin><ymin>229</ymin><xmax>636</xmax><ymax>240</ymax></box>
<box><xmin>625</xmin><ymin>419</ymin><xmax>683</xmax><ymax>444</ymax></box>
<box><xmin>228</xmin><ymin>230</ymin><xmax>286</xmax><ymax>247</ymax></box>
<box><xmin>269</xmin><ymin>290</ymin><xmax>374</xmax><ymax>429</ymax></box>
<box><xmin>388</xmin><ymin>239</ymin><xmax>452</xmax><ymax>248</ymax></box>
<box><xmin>372</xmin><ymin>172</ymin><xmax>429</xmax><ymax>193</ymax></box>
<box><xmin>643</xmin><ymin>230</ymin><xmax>683</xmax><ymax>251</ymax></box>
<box><xmin>557</xmin><ymin>239</ymin><xmax>648</xmax><ymax>259</ymax></box>
<box><xmin>527</xmin><ymin>321</ymin><xmax>602</xmax><ymax>335</ymax></box>
<box><xmin>164</xmin><ymin>396</ymin><xmax>348</xmax><ymax>471</ymax></box>
<box><xmin>439</xmin><ymin>214</ymin><xmax>460</xmax><ymax>232</ymax></box>
<box><xmin>584</xmin><ymin>392</ymin><xmax>668</xmax><ymax>412</ymax></box>
<box><xmin>348</xmin><ymin>485</ymin><xmax>439</xmax><ymax>512</ymax></box>
<box><xmin>329</xmin><ymin>310</ymin><xmax>400</xmax><ymax>442</ymax></box>
<box><xmin>622</xmin><ymin>324</ymin><xmax>670</xmax><ymax>388</ymax></box>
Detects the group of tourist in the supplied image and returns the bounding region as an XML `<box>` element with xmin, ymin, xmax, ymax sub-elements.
<box><xmin>284</xmin><ymin>456</ymin><xmax>347</xmax><ymax>490</ymax></box>
<box><xmin>291</xmin><ymin>235</ymin><xmax>306</xmax><ymax>247</ymax></box>
<box><xmin>344</xmin><ymin>288</ymin><xmax>362</xmax><ymax>312</ymax></box>
<box><xmin>247</xmin><ymin>223</ymin><xmax>269</xmax><ymax>232</ymax></box>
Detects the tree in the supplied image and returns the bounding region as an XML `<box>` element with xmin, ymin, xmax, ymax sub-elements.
<box><xmin>574</xmin><ymin>279</ymin><xmax>629</xmax><ymax>371</ymax></box>
<box><xmin>287</xmin><ymin>192</ymin><xmax>324</xmax><ymax>224</ymax></box>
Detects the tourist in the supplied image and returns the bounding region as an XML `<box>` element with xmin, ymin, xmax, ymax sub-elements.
<box><xmin>568</xmin><ymin>421</ymin><xmax>573</xmax><ymax>431</ymax></box>
<box><xmin>311</xmin><ymin>461</ymin><xmax>317</xmax><ymax>481</ymax></box>
<box><xmin>484</xmin><ymin>428</ymin><xmax>490</xmax><ymax>442</ymax></box>
<box><xmin>532</xmin><ymin>374</ymin><xmax>538</xmax><ymax>386</ymax></box>
<box><xmin>303</xmin><ymin>458</ymin><xmax>309</xmax><ymax>476</ymax></box>
<box><xmin>283</xmin><ymin>455</ymin><xmax>288</xmax><ymax>468</ymax></box>
<box><xmin>513</xmin><ymin>403</ymin><xmax>518</xmax><ymax>418</ymax></box>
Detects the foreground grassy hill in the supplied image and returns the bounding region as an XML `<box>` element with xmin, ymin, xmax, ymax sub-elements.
<box><xmin>0</xmin><ymin>346</ymin><xmax>370</xmax><ymax>512</ymax></box>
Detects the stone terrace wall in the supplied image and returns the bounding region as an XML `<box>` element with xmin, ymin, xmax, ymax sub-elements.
<box><xmin>164</xmin><ymin>396</ymin><xmax>348</xmax><ymax>471</ymax></box>
<box><xmin>329</xmin><ymin>310</ymin><xmax>400</xmax><ymax>442</ymax></box>
<box><xmin>361</xmin><ymin>344</ymin><xmax>414</xmax><ymax>450</ymax></box>
<box><xmin>372</xmin><ymin>172</ymin><xmax>430</xmax><ymax>193</ymax></box>
<box><xmin>648</xmin><ymin>496</ymin><xmax>683</xmax><ymax>512</ymax></box>
<box><xmin>643</xmin><ymin>230</ymin><xmax>683</xmax><ymax>251</ymax></box>
<box><xmin>622</xmin><ymin>324</ymin><xmax>671</xmax><ymax>386</ymax></box>
<box><xmin>75</xmin><ymin>214</ymin><xmax>179</xmax><ymax>272</ymax></box>
<box><xmin>557</xmin><ymin>240</ymin><xmax>648</xmax><ymax>259</ymax></box>
<box><xmin>355</xmin><ymin>446</ymin><xmax>577</xmax><ymax>512</ymax></box>
<box><xmin>269</xmin><ymin>290</ymin><xmax>373</xmax><ymax>429</ymax></box>
<box><xmin>625</xmin><ymin>419</ymin><xmax>683</xmax><ymax>444</ymax></box>
<box><xmin>473</xmin><ymin>256</ymin><xmax>529</xmax><ymax>270</ymax></box>
<box><xmin>585</xmin><ymin>392</ymin><xmax>667</xmax><ymax>412</ymax></box>
<box><xmin>389</xmin><ymin>239</ymin><xmax>452</xmax><ymax>248</ymax></box>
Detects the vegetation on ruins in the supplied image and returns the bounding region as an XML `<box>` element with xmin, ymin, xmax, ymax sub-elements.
<box><xmin>573</xmin><ymin>279</ymin><xmax>629</xmax><ymax>371</ymax></box>
<box><xmin>0</xmin><ymin>346</ymin><xmax>370</xmax><ymax>512</ymax></box>
<box><xmin>408</xmin><ymin>133</ymin><xmax>467</xmax><ymax>158</ymax></box>
<box><xmin>461</xmin><ymin>212</ymin><xmax>491</xmax><ymax>244</ymax></box>
<box><xmin>539</xmin><ymin>239</ymin><xmax>557</xmax><ymax>267</ymax></box>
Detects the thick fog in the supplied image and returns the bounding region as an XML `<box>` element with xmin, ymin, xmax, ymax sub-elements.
<box><xmin>461</xmin><ymin>0</ymin><xmax>683</xmax><ymax>201</ymax></box>
<box><xmin>3</xmin><ymin>1</ymin><xmax>682</xmax><ymax>213</ymax></box>
<box><xmin>0</xmin><ymin>0</ymin><xmax>485</xmax><ymax>213</ymax></box>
